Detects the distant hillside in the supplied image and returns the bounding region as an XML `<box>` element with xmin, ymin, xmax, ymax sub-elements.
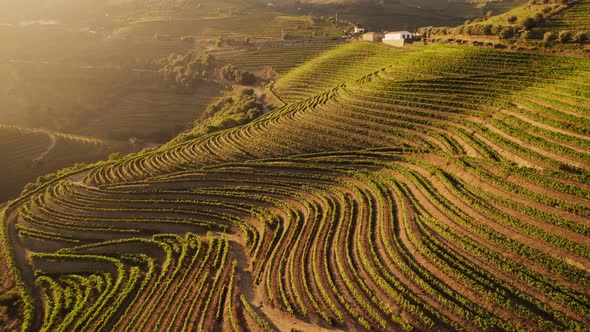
<box><xmin>420</xmin><ymin>0</ymin><xmax>589</xmax><ymax>47</ymax></box>
<box><xmin>0</xmin><ymin>124</ymin><xmax>126</xmax><ymax>202</ymax></box>
<box><xmin>0</xmin><ymin>61</ymin><xmax>221</xmax><ymax>143</ymax></box>
<box><xmin>537</xmin><ymin>0</ymin><xmax>590</xmax><ymax>32</ymax></box>
<box><xmin>268</xmin><ymin>0</ymin><xmax>528</xmax><ymax>31</ymax></box>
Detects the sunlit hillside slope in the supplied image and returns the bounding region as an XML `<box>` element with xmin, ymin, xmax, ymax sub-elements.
<box><xmin>2</xmin><ymin>42</ymin><xmax>589</xmax><ymax>331</ymax></box>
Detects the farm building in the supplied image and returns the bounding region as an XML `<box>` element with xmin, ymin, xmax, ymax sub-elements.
<box><xmin>354</xmin><ymin>25</ymin><xmax>366</xmax><ymax>34</ymax></box>
<box><xmin>383</xmin><ymin>31</ymin><xmax>413</xmax><ymax>40</ymax></box>
<box><xmin>362</xmin><ymin>32</ymin><xmax>383</xmax><ymax>42</ymax></box>
<box><xmin>382</xmin><ymin>31</ymin><xmax>413</xmax><ymax>46</ymax></box>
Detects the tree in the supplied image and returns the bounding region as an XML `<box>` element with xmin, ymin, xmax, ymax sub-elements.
<box><xmin>520</xmin><ymin>30</ymin><xmax>531</xmax><ymax>41</ymax></box>
<box><xmin>507</xmin><ymin>16</ymin><xmax>518</xmax><ymax>24</ymax></box>
<box><xmin>215</xmin><ymin>36</ymin><xmax>224</xmax><ymax>47</ymax></box>
<box><xmin>159</xmin><ymin>52</ymin><xmax>218</xmax><ymax>91</ymax></box>
<box><xmin>472</xmin><ymin>25</ymin><xmax>484</xmax><ymax>35</ymax></box>
<box><xmin>520</xmin><ymin>17</ymin><xmax>537</xmax><ymax>30</ymax></box>
<box><xmin>491</xmin><ymin>25</ymin><xmax>504</xmax><ymax>35</ymax></box>
<box><xmin>558</xmin><ymin>30</ymin><xmax>572</xmax><ymax>42</ymax></box>
<box><xmin>572</xmin><ymin>31</ymin><xmax>588</xmax><ymax>44</ymax></box>
<box><xmin>238</xmin><ymin>71</ymin><xmax>256</xmax><ymax>85</ymax></box>
<box><xmin>453</xmin><ymin>26</ymin><xmax>465</xmax><ymax>35</ymax></box>
<box><xmin>543</xmin><ymin>31</ymin><xmax>557</xmax><ymax>42</ymax></box>
<box><xmin>108</xmin><ymin>152</ymin><xmax>123</xmax><ymax>160</ymax></box>
<box><xmin>498</xmin><ymin>27</ymin><xmax>513</xmax><ymax>39</ymax></box>
<box><xmin>221</xmin><ymin>64</ymin><xmax>239</xmax><ymax>81</ymax></box>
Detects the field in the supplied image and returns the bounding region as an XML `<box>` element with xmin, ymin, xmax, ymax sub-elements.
<box><xmin>0</xmin><ymin>0</ymin><xmax>348</xmax><ymax>154</ymax></box>
<box><xmin>0</xmin><ymin>125</ymin><xmax>126</xmax><ymax>203</ymax></box>
<box><xmin>1</xmin><ymin>42</ymin><xmax>589</xmax><ymax>331</ymax></box>
<box><xmin>274</xmin><ymin>0</ymin><xmax>529</xmax><ymax>31</ymax></box>
<box><xmin>272</xmin><ymin>41</ymin><xmax>419</xmax><ymax>103</ymax></box>
<box><xmin>537</xmin><ymin>0</ymin><xmax>590</xmax><ymax>32</ymax></box>
<box><xmin>209</xmin><ymin>39</ymin><xmax>344</xmax><ymax>75</ymax></box>
<box><xmin>0</xmin><ymin>61</ymin><xmax>221</xmax><ymax>142</ymax></box>
<box><xmin>427</xmin><ymin>0</ymin><xmax>590</xmax><ymax>44</ymax></box>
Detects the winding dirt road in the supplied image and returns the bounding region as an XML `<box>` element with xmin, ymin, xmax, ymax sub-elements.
<box><xmin>32</xmin><ymin>131</ymin><xmax>56</xmax><ymax>162</ymax></box>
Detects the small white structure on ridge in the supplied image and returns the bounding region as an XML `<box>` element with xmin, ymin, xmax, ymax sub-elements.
<box><xmin>382</xmin><ymin>31</ymin><xmax>413</xmax><ymax>46</ymax></box>
<box><xmin>383</xmin><ymin>31</ymin><xmax>413</xmax><ymax>40</ymax></box>
<box><xmin>354</xmin><ymin>25</ymin><xmax>366</xmax><ymax>34</ymax></box>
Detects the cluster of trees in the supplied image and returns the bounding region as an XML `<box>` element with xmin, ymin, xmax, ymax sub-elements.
<box><xmin>158</xmin><ymin>52</ymin><xmax>258</xmax><ymax>92</ymax></box>
<box><xmin>543</xmin><ymin>30</ymin><xmax>589</xmax><ymax>43</ymax></box>
<box><xmin>158</xmin><ymin>52</ymin><xmax>217</xmax><ymax>92</ymax></box>
<box><xmin>220</xmin><ymin>64</ymin><xmax>256</xmax><ymax>85</ymax></box>
<box><xmin>199</xmin><ymin>89</ymin><xmax>263</xmax><ymax>132</ymax></box>
<box><xmin>179</xmin><ymin>89</ymin><xmax>264</xmax><ymax>139</ymax></box>
<box><xmin>420</xmin><ymin>25</ymin><xmax>519</xmax><ymax>39</ymax></box>
<box><xmin>420</xmin><ymin>0</ymin><xmax>575</xmax><ymax>40</ymax></box>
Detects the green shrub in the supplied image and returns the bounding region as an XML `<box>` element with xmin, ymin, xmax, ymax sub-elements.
<box><xmin>543</xmin><ymin>31</ymin><xmax>557</xmax><ymax>42</ymax></box>
<box><xmin>507</xmin><ymin>16</ymin><xmax>518</xmax><ymax>24</ymax></box>
<box><xmin>571</xmin><ymin>32</ymin><xmax>588</xmax><ymax>44</ymax></box>
<box><xmin>520</xmin><ymin>17</ymin><xmax>537</xmax><ymax>30</ymax></box>
<box><xmin>558</xmin><ymin>30</ymin><xmax>572</xmax><ymax>42</ymax></box>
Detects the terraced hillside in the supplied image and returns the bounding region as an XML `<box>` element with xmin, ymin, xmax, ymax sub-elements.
<box><xmin>2</xmin><ymin>44</ymin><xmax>590</xmax><ymax>331</ymax></box>
<box><xmin>538</xmin><ymin>0</ymin><xmax>590</xmax><ymax>32</ymax></box>
<box><xmin>0</xmin><ymin>125</ymin><xmax>124</xmax><ymax>203</ymax></box>
<box><xmin>272</xmin><ymin>41</ymin><xmax>418</xmax><ymax>103</ymax></box>
<box><xmin>209</xmin><ymin>39</ymin><xmax>344</xmax><ymax>75</ymax></box>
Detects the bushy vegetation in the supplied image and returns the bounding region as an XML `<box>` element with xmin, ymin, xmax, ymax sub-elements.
<box><xmin>174</xmin><ymin>89</ymin><xmax>264</xmax><ymax>142</ymax></box>
<box><xmin>220</xmin><ymin>64</ymin><xmax>257</xmax><ymax>85</ymax></box>
<box><xmin>201</xmin><ymin>89</ymin><xmax>263</xmax><ymax>130</ymax></box>
<box><xmin>158</xmin><ymin>52</ymin><xmax>217</xmax><ymax>92</ymax></box>
<box><xmin>419</xmin><ymin>0</ymin><xmax>589</xmax><ymax>45</ymax></box>
<box><xmin>158</xmin><ymin>52</ymin><xmax>258</xmax><ymax>91</ymax></box>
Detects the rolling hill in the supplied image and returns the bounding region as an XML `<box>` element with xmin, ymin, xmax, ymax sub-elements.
<box><xmin>0</xmin><ymin>124</ymin><xmax>127</xmax><ymax>203</ymax></box>
<box><xmin>423</xmin><ymin>0</ymin><xmax>590</xmax><ymax>47</ymax></box>
<box><xmin>1</xmin><ymin>41</ymin><xmax>589</xmax><ymax>331</ymax></box>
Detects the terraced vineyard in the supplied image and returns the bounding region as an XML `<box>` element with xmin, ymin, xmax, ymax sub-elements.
<box><xmin>272</xmin><ymin>42</ymin><xmax>419</xmax><ymax>103</ymax></box>
<box><xmin>2</xmin><ymin>43</ymin><xmax>590</xmax><ymax>331</ymax></box>
<box><xmin>0</xmin><ymin>125</ymin><xmax>124</xmax><ymax>202</ymax></box>
<box><xmin>538</xmin><ymin>0</ymin><xmax>590</xmax><ymax>32</ymax></box>
<box><xmin>209</xmin><ymin>40</ymin><xmax>343</xmax><ymax>74</ymax></box>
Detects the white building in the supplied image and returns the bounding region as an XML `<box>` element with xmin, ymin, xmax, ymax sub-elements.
<box><xmin>383</xmin><ymin>31</ymin><xmax>413</xmax><ymax>40</ymax></box>
<box><xmin>382</xmin><ymin>31</ymin><xmax>413</xmax><ymax>47</ymax></box>
<box><xmin>354</xmin><ymin>25</ymin><xmax>366</xmax><ymax>34</ymax></box>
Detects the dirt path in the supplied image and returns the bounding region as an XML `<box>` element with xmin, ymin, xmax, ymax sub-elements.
<box><xmin>32</xmin><ymin>130</ymin><xmax>56</xmax><ymax>162</ymax></box>
<box><xmin>252</xmin><ymin>87</ymin><xmax>272</xmax><ymax>114</ymax></box>
<box><xmin>228</xmin><ymin>235</ymin><xmax>342</xmax><ymax>332</ymax></box>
